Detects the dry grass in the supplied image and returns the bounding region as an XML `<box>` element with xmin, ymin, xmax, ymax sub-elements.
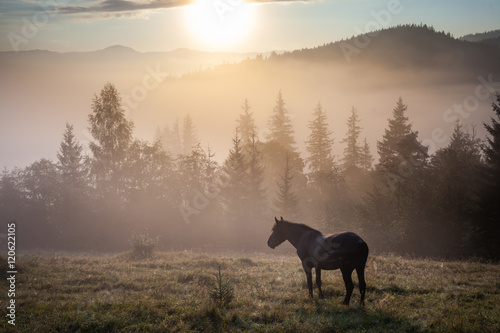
<box><xmin>0</xmin><ymin>251</ymin><xmax>499</xmax><ymax>332</ymax></box>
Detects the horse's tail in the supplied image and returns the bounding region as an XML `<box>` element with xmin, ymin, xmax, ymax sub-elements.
<box><xmin>355</xmin><ymin>240</ymin><xmax>369</xmax><ymax>269</ymax></box>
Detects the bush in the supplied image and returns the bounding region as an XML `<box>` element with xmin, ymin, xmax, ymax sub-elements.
<box><xmin>129</xmin><ymin>229</ymin><xmax>159</xmax><ymax>258</ymax></box>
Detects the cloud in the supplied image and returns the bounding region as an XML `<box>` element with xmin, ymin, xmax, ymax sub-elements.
<box><xmin>59</xmin><ymin>0</ymin><xmax>191</xmax><ymax>15</ymax></box>
<box><xmin>58</xmin><ymin>0</ymin><xmax>314</xmax><ymax>16</ymax></box>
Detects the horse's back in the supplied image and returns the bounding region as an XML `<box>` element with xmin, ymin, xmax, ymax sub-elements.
<box><xmin>326</xmin><ymin>232</ymin><xmax>369</xmax><ymax>266</ymax></box>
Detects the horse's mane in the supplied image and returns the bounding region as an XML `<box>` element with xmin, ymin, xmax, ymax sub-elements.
<box><xmin>281</xmin><ymin>219</ymin><xmax>319</xmax><ymax>233</ymax></box>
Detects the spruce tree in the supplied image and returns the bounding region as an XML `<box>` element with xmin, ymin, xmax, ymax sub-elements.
<box><xmin>57</xmin><ymin>123</ymin><xmax>86</xmax><ymax>193</ymax></box>
<box><xmin>182</xmin><ymin>114</ymin><xmax>198</xmax><ymax>155</ymax></box>
<box><xmin>274</xmin><ymin>154</ymin><xmax>299</xmax><ymax>219</ymax></box>
<box><xmin>429</xmin><ymin>122</ymin><xmax>482</xmax><ymax>254</ymax></box>
<box><xmin>360</xmin><ymin>138</ymin><xmax>374</xmax><ymax>170</ymax></box>
<box><xmin>376</xmin><ymin>97</ymin><xmax>427</xmax><ymax>193</ymax></box>
<box><xmin>222</xmin><ymin>132</ymin><xmax>248</xmax><ymax>222</ymax></box>
<box><xmin>377</xmin><ymin>97</ymin><xmax>413</xmax><ymax>171</ymax></box>
<box><xmin>246</xmin><ymin>133</ymin><xmax>267</xmax><ymax>217</ymax></box>
<box><xmin>476</xmin><ymin>92</ymin><xmax>500</xmax><ymax>257</ymax></box>
<box><xmin>266</xmin><ymin>90</ymin><xmax>296</xmax><ymax>152</ymax></box>
<box><xmin>57</xmin><ymin>123</ymin><xmax>87</xmax><ymax>227</ymax></box>
<box><xmin>341</xmin><ymin>107</ymin><xmax>362</xmax><ymax>172</ymax></box>
<box><xmin>156</xmin><ymin>120</ymin><xmax>182</xmax><ymax>156</ymax></box>
<box><xmin>305</xmin><ymin>103</ymin><xmax>334</xmax><ymax>175</ymax></box>
<box><xmin>237</xmin><ymin>99</ymin><xmax>257</xmax><ymax>148</ymax></box>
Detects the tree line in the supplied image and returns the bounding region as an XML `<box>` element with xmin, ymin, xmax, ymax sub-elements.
<box><xmin>1</xmin><ymin>83</ymin><xmax>499</xmax><ymax>258</ymax></box>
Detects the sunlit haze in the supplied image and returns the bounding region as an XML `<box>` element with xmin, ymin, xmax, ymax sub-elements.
<box><xmin>0</xmin><ymin>0</ymin><xmax>499</xmax><ymax>259</ymax></box>
<box><xmin>185</xmin><ymin>0</ymin><xmax>255</xmax><ymax>51</ymax></box>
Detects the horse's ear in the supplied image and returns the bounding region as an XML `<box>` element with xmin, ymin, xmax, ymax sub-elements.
<box><xmin>274</xmin><ymin>217</ymin><xmax>279</xmax><ymax>223</ymax></box>
<box><xmin>280</xmin><ymin>216</ymin><xmax>284</xmax><ymax>222</ymax></box>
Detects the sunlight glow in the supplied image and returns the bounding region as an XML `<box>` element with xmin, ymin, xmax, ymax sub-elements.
<box><xmin>185</xmin><ymin>0</ymin><xmax>255</xmax><ymax>50</ymax></box>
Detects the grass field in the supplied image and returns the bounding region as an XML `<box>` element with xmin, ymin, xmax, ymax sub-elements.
<box><xmin>1</xmin><ymin>250</ymin><xmax>499</xmax><ymax>332</ymax></box>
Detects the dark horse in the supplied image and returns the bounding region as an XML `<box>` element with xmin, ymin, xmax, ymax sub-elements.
<box><xmin>267</xmin><ymin>217</ymin><xmax>369</xmax><ymax>305</ymax></box>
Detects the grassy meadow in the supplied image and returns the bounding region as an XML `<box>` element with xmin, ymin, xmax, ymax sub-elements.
<box><xmin>1</xmin><ymin>251</ymin><xmax>499</xmax><ymax>332</ymax></box>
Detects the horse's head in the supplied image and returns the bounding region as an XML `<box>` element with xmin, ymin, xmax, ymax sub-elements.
<box><xmin>267</xmin><ymin>217</ymin><xmax>287</xmax><ymax>249</ymax></box>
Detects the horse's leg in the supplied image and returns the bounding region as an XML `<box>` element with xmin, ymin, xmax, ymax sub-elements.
<box><xmin>356</xmin><ymin>266</ymin><xmax>366</xmax><ymax>306</ymax></box>
<box><xmin>303</xmin><ymin>263</ymin><xmax>313</xmax><ymax>298</ymax></box>
<box><xmin>341</xmin><ymin>267</ymin><xmax>354</xmax><ymax>305</ymax></box>
<box><xmin>316</xmin><ymin>267</ymin><xmax>323</xmax><ymax>299</ymax></box>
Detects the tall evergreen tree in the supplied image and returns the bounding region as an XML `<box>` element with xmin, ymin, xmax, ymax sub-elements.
<box><xmin>341</xmin><ymin>107</ymin><xmax>362</xmax><ymax>172</ymax></box>
<box><xmin>428</xmin><ymin>122</ymin><xmax>482</xmax><ymax>254</ymax></box>
<box><xmin>221</xmin><ymin>132</ymin><xmax>248</xmax><ymax>222</ymax></box>
<box><xmin>475</xmin><ymin>92</ymin><xmax>500</xmax><ymax>257</ymax></box>
<box><xmin>360</xmin><ymin>138</ymin><xmax>374</xmax><ymax>170</ymax></box>
<box><xmin>377</xmin><ymin>97</ymin><xmax>413</xmax><ymax>171</ymax></box>
<box><xmin>274</xmin><ymin>154</ymin><xmax>299</xmax><ymax>219</ymax></box>
<box><xmin>182</xmin><ymin>114</ymin><xmax>198</xmax><ymax>155</ymax></box>
<box><xmin>376</xmin><ymin>97</ymin><xmax>427</xmax><ymax>198</ymax></box>
<box><xmin>246</xmin><ymin>133</ymin><xmax>267</xmax><ymax>217</ymax></box>
<box><xmin>237</xmin><ymin>99</ymin><xmax>257</xmax><ymax>148</ymax></box>
<box><xmin>156</xmin><ymin>120</ymin><xmax>182</xmax><ymax>156</ymax></box>
<box><xmin>305</xmin><ymin>103</ymin><xmax>334</xmax><ymax>175</ymax></box>
<box><xmin>56</xmin><ymin>123</ymin><xmax>87</xmax><ymax>229</ymax></box>
<box><xmin>57</xmin><ymin>123</ymin><xmax>86</xmax><ymax>194</ymax></box>
<box><xmin>266</xmin><ymin>90</ymin><xmax>296</xmax><ymax>152</ymax></box>
<box><xmin>171</xmin><ymin>119</ymin><xmax>182</xmax><ymax>156</ymax></box>
<box><xmin>88</xmin><ymin>82</ymin><xmax>133</xmax><ymax>201</ymax></box>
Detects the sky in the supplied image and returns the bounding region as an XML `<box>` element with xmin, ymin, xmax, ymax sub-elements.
<box><xmin>0</xmin><ymin>0</ymin><xmax>499</xmax><ymax>53</ymax></box>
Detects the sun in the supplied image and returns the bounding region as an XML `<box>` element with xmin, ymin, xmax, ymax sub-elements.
<box><xmin>185</xmin><ymin>0</ymin><xmax>255</xmax><ymax>50</ymax></box>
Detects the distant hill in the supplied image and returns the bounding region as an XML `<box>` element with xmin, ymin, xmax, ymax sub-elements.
<box><xmin>1</xmin><ymin>25</ymin><xmax>499</xmax><ymax>169</ymax></box>
<box><xmin>187</xmin><ymin>25</ymin><xmax>500</xmax><ymax>82</ymax></box>
<box><xmin>460</xmin><ymin>29</ymin><xmax>500</xmax><ymax>42</ymax></box>
<box><xmin>0</xmin><ymin>46</ymin><xmax>256</xmax><ymax>76</ymax></box>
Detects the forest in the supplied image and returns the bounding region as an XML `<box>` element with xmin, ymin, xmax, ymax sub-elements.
<box><xmin>1</xmin><ymin>81</ymin><xmax>499</xmax><ymax>259</ymax></box>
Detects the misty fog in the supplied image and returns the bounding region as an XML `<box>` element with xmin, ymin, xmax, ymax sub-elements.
<box><xmin>1</xmin><ymin>25</ymin><xmax>499</xmax><ymax>258</ymax></box>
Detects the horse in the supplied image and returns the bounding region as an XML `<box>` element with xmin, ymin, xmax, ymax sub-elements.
<box><xmin>267</xmin><ymin>217</ymin><xmax>369</xmax><ymax>305</ymax></box>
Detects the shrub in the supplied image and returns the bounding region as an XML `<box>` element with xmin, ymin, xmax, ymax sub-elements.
<box><xmin>129</xmin><ymin>229</ymin><xmax>159</xmax><ymax>258</ymax></box>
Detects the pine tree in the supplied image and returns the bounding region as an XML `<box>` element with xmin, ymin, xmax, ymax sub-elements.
<box><xmin>267</xmin><ymin>90</ymin><xmax>296</xmax><ymax>152</ymax></box>
<box><xmin>170</xmin><ymin>119</ymin><xmax>182</xmax><ymax>156</ymax></box>
<box><xmin>371</xmin><ymin>97</ymin><xmax>428</xmax><ymax>245</ymax></box>
<box><xmin>57</xmin><ymin>123</ymin><xmax>87</xmax><ymax>227</ymax></box>
<box><xmin>483</xmin><ymin>93</ymin><xmax>500</xmax><ymax>178</ymax></box>
<box><xmin>237</xmin><ymin>99</ymin><xmax>257</xmax><ymax>148</ymax></box>
<box><xmin>246</xmin><ymin>133</ymin><xmax>267</xmax><ymax>218</ymax></box>
<box><xmin>156</xmin><ymin>120</ymin><xmax>182</xmax><ymax>156</ymax></box>
<box><xmin>274</xmin><ymin>154</ymin><xmax>299</xmax><ymax>219</ymax></box>
<box><xmin>88</xmin><ymin>82</ymin><xmax>133</xmax><ymax>200</ymax></box>
<box><xmin>305</xmin><ymin>103</ymin><xmax>334</xmax><ymax>175</ymax></box>
<box><xmin>182</xmin><ymin>114</ymin><xmax>198</xmax><ymax>155</ymax></box>
<box><xmin>475</xmin><ymin>92</ymin><xmax>500</xmax><ymax>258</ymax></box>
<box><xmin>341</xmin><ymin>107</ymin><xmax>362</xmax><ymax>172</ymax></box>
<box><xmin>377</xmin><ymin>97</ymin><xmax>413</xmax><ymax>171</ymax></box>
<box><xmin>360</xmin><ymin>138</ymin><xmax>374</xmax><ymax>170</ymax></box>
<box><xmin>57</xmin><ymin>123</ymin><xmax>86</xmax><ymax>193</ymax></box>
<box><xmin>376</xmin><ymin>97</ymin><xmax>427</xmax><ymax>193</ymax></box>
<box><xmin>221</xmin><ymin>132</ymin><xmax>248</xmax><ymax>221</ymax></box>
<box><xmin>429</xmin><ymin>122</ymin><xmax>482</xmax><ymax>254</ymax></box>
